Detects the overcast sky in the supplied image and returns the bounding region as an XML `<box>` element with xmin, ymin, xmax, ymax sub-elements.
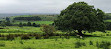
<box><xmin>0</xmin><ymin>0</ymin><xmax>110</xmax><ymax>14</ymax></box>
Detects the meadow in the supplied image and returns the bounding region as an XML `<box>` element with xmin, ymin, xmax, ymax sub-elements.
<box><xmin>0</xmin><ymin>26</ymin><xmax>111</xmax><ymax>49</ymax></box>
<box><xmin>0</xmin><ymin>33</ymin><xmax>111</xmax><ymax>49</ymax></box>
<box><xmin>12</xmin><ymin>21</ymin><xmax>54</xmax><ymax>25</ymax></box>
<box><xmin>0</xmin><ymin>14</ymin><xmax>111</xmax><ymax>49</ymax></box>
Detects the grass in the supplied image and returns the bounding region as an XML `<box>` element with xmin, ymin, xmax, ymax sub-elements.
<box><xmin>0</xmin><ymin>36</ymin><xmax>111</xmax><ymax>49</ymax></box>
<box><xmin>104</xmin><ymin>20</ymin><xmax>111</xmax><ymax>22</ymax></box>
<box><xmin>13</xmin><ymin>21</ymin><xmax>54</xmax><ymax>25</ymax></box>
<box><xmin>0</xmin><ymin>26</ymin><xmax>111</xmax><ymax>49</ymax></box>
<box><xmin>0</xmin><ymin>26</ymin><xmax>42</xmax><ymax>33</ymax></box>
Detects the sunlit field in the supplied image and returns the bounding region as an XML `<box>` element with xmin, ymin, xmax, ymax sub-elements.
<box><xmin>0</xmin><ymin>26</ymin><xmax>111</xmax><ymax>49</ymax></box>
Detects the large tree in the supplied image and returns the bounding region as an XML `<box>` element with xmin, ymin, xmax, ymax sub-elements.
<box><xmin>54</xmin><ymin>2</ymin><xmax>106</xmax><ymax>36</ymax></box>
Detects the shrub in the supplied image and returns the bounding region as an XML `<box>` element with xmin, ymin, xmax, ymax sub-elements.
<box><xmin>35</xmin><ymin>34</ymin><xmax>41</xmax><ymax>39</ymax></box>
<box><xmin>23</xmin><ymin>23</ymin><xmax>27</xmax><ymax>26</ymax></box>
<box><xmin>89</xmin><ymin>41</ymin><xmax>93</xmax><ymax>45</ymax></box>
<box><xmin>75</xmin><ymin>41</ymin><xmax>86</xmax><ymax>48</ymax></box>
<box><xmin>96</xmin><ymin>41</ymin><xmax>111</xmax><ymax>49</ymax></box>
<box><xmin>27</xmin><ymin>22</ymin><xmax>31</xmax><ymax>26</ymax></box>
<box><xmin>64</xmin><ymin>33</ymin><xmax>70</xmax><ymax>39</ymax></box>
<box><xmin>19</xmin><ymin>22</ymin><xmax>23</xmax><ymax>27</ymax></box>
<box><xmin>99</xmin><ymin>41</ymin><xmax>111</xmax><ymax>49</ymax></box>
<box><xmin>0</xmin><ymin>37</ymin><xmax>6</xmax><ymax>40</ymax></box>
<box><xmin>32</xmin><ymin>23</ymin><xmax>36</xmax><ymax>27</ymax></box>
<box><xmin>19</xmin><ymin>41</ymin><xmax>23</xmax><ymax>44</ymax></box>
<box><xmin>0</xmin><ymin>21</ymin><xmax>6</xmax><ymax>27</ymax></box>
<box><xmin>24</xmin><ymin>47</ymin><xmax>35</xmax><ymax>49</ymax></box>
<box><xmin>106</xmin><ymin>34</ymin><xmax>109</xmax><ymax>36</ymax></box>
<box><xmin>6</xmin><ymin>34</ymin><xmax>15</xmax><ymax>40</ymax></box>
<box><xmin>43</xmin><ymin>34</ymin><xmax>49</xmax><ymax>39</ymax></box>
<box><xmin>41</xmin><ymin>25</ymin><xmax>56</xmax><ymax>36</ymax></box>
<box><xmin>96</xmin><ymin>41</ymin><xmax>99</xmax><ymax>48</ymax></box>
<box><xmin>0</xmin><ymin>43</ymin><xmax>5</xmax><ymax>47</ymax></box>
<box><xmin>21</xmin><ymin>34</ymin><xmax>30</xmax><ymax>40</ymax></box>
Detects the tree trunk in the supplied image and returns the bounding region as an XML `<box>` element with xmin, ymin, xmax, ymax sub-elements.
<box><xmin>78</xmin><ymin>30</ymin><xmax>83</xmax><ymax>36</ymax></box>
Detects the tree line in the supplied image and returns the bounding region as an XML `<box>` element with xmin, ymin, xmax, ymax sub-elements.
<box><xmin>13</xmin><ymin>16</ymin><xmax>41</xmax><ymax>21</ymax></box>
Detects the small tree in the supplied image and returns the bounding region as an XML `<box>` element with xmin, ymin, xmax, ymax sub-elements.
<box><xmin>5</xmin><ymin>21</ymin><xmax>12</xmax><ymax>26</ymax></box>
<box><xmin>23</xmin><ymin>23</ymin><xmax>27</xmax><ymax>26</ymax></box>
<box><xmin>6</xmin><ymin>17</ymin><xmax>10</xmax><ymax>21</ymax></box>
<box><xmin>19</xmin><ymin>22</ymin><xmax>23</xmax><ymax>27</ymax></box>
<box><xmin>32</xmin><ymin>23</ymin><xmax>36</xmax><ymax>27</ymax></box>
<box><xmin>27</xmin><ymin>22</ymin><xmax>31</xmax><ymax>26</ymax></box>
<box><xmin>0</xmin><ymin>21</ymin><xmax>6</xmax><ymax>27</ymax></box>
<box><xmin>41</xmin><ymin>25</ymin><xmax>56</xmax><ymax>35</ymax></box>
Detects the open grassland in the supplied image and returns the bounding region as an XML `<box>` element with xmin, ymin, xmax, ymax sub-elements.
<box><xmin>0</xmin><ymin>36</ymin><xmax>111</xmax><ymax>49</ymax></box>
<box><xmin>0</xmin><ymin>26</ymin><xmax>111</xmax><ymax>49</ymax></box>
<box><xmin>0</xmin><ymin>26</ymin><xmax>42</xmax><ymax>33</ymax></box>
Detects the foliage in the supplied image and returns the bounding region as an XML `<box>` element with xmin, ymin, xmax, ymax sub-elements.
<box><xmin>32</xmin><ymin>23</ymin><xmax>36</xmax><ymax>27</ymax></box>
<box><xmin>19</xmin><ymin>22</ymin><xmax>23</xmax><ymax>27</ymax></box>
<box><xmin>54</xmin><ymin>2</ymin><xmax>105</xmax><ymax>36</ymax></box>
<box><xmin>6</xmin><ymin>17</ymin><xmax>10</xmax><ymax>21</ymax></box>
<box><xmin>41</xmin><ymin>25</ymin><xmax>56</xmax><ymax>35</ymax></box>
<box><xmin>13</xmin><ymin>16</ymin><xmax>41</xmax><ymax>21</ymax></box>
<box><xmin>21</xmin><ymin>34</ymin><xmax>30</xmax><ymax>40</ymax></box>
<box><xmin>89</xmin><ymin>41</ymin><xmax>93</xmax><ymax>45</ymax></box>
<box><xmin>5</xmin><ymin>21</ymin><xmax>12</xmax><ymax>26</ymax></box>
<box><xmin>0</xmin><ymin>21</ymin><xmax>6</xmax><ymax>27</ymax></box>
<box><xmin>105</xmin><ymin>22</ymin><xmax>111</xmax><ymax>30</ymax></box>
<box><xmin>27</xmin><ymin>22</ymin><xmax>32</xmax><ymax>26</ymax></box>
<box><xmin>75</xmin><ymin>41</ymin><xmax>86</xmax><ymax>48</ymax></box>
<box><xmin>97</xmin><ymin>41</ymin><xmax>111</xmax><ymax>49</ymax></box>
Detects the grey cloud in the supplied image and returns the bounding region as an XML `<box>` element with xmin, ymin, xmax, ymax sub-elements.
<box><xmin>0</xmin><ymin>0</ymin><xmax>110</xmax><ymax>13</ymax></box>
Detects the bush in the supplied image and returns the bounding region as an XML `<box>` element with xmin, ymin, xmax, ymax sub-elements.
<box><xmin>19</xmin><ymin>22</ymin><xmax>23</xmax><ymax>27</ymax></box>
<box><xmin>96</xmin><ymin>41</ymin><xmax>99</xmax><ymax>48</ymax></box>
<box><xmin>64</xmin><ymin>33</ymin><xmax>70</xmax><ymax>39</ymax></box>
<box><xmin>106</xmin><ymin>34</ymin><xmax>109</xmax><ymax>36</ymax></box>
<box><xmin>0</xmin><ymin>43</ymin><xmax>5</xmax><ymax>47</ymax></box>
<box><xmin>19</xmin><ymin>41</ymin><xmax>23</xmax><ymax>44</ymax></box>
<box><xmin>35</xmin><ymin>34</ymin><xmax>41</xmax><ymax>39</ymax></box>
<box><xmin>32</xmin><ymin>23</ymin><xmax>36</xmax><ymax>27</ymax></box>
<box><xmin>41</xmin><ymin>25</ymin><xmax>56</xmax><ymax>36</ymax></box>
<box><xmin>21</xmin><ymin>34</ymin><xmax>30</xmax><ymax>40</ymax></box>
<box><xmin>27</xmin><ymin>22</ymin><xmax>31</xmax><ymax>26</ymax></box>
<box><xmin>23</xmin><ymin>23</ymin><xmax>27</xmax><ymax>26</ymax></box>
<box><xmin>43</xmin><ymin>34</ymin><xmax>49</xmax><ymax>39</ymax></box>
<box><xmin>6</xmin><ymin>34</ymin><xmax>15</xmax><ymax>40</ymax></box>
<box><xmin>89</xmin><ymin>41</ymin><xmax>93</xmax><ymax>45</ymax></box>
<box><xmin>75</xmin><ymin>41</ymin><xmax>86</xmax><ymax>48</ymax></box>
<box><xmin>96</xmin><ymin>41</ymin><xmax>111</xmax><ymax>49</ymax></box>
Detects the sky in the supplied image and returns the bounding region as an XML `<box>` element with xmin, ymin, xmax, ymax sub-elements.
<box><xmin>0</xmin><ymin>0</ymin><xmax>110</xmax><ymax>14</ymax></box>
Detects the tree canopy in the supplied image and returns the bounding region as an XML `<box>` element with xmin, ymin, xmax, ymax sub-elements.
<box><xmin>54</xmin><ymin>2</ymin><xmax>106</xmax><ymax>36</ymax></box>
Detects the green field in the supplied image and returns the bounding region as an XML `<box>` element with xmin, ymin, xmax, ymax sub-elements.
<box><xmin>104</xmin><ymin>20</ymin><xmax>111</xmax><ymax>22</ymax></box>
<box><xmin>1</xmin><ymin>1</ymin><xmax>111</xmax><ymax>49</ymax></box>
<box><xmin>0</xmin><ymin>35</ymin><xmax>111</xmax><ymax>49</ymax></box>
<box><xmin>0</xmin><ymin>26</ymin><xmax>111</xmax><ymax>49</ymax></box>
<box><xmin>0</xmin><ymin>26</ymin><xmax>42</xmax><ymax>33</ymax></box>
<box><xmin>13</xmin><ymin>21</ymin><xmax>54</xmax><ymax>25</ymax></box>
<box><xmin>0</xmin><ymin>14</ymin><xmax>111</xmax><ymax>49</ymax></box>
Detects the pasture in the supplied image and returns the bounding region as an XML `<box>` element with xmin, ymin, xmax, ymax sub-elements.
<box><xmin>0</xmin><ymin>34</ymin><xmax>111</xmax><ymax>49</ymax></box>
<box><xmin>0</xmin><ymin>26</ymin><xmax>111</xmax><ymax>49</ymax></box>
<box><xmin>12</xmin><ymin>21</ymin><xmax>54</xmax><ymax>25</ymax></box>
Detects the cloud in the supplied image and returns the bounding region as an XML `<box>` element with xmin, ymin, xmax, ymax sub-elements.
<box><xmin>0</xmin><ymin>0</ymin><xmax>110</xmax><ymax>13</ymax></box>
